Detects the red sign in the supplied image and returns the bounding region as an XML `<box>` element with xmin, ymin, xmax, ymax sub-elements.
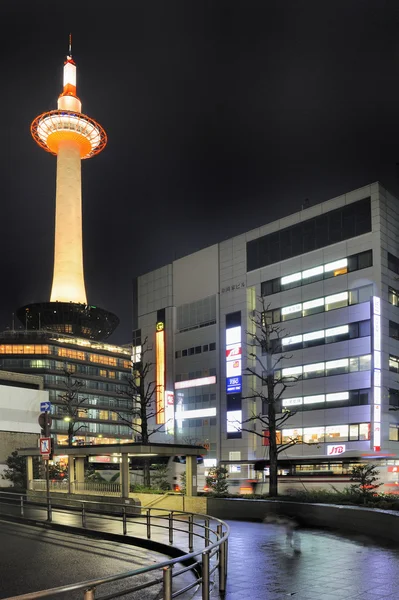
<box><xmin>226</xmin><ymin>344</ymin><xmax>242</xmax><ymax>360</ymax></box>
<box><xmin>40</xmin><ymin>437</ymin><xmax>51</xmax><ymax>459</ymax></box>
<box><xmin>388</xmin><ymin>466</ymin><xmax>399</xmax><ymax>473</ymax></box>
<box><xmin>327</xmin><ymin>444</ymin><xmax>346</xmax><ymax>455</ymax></box>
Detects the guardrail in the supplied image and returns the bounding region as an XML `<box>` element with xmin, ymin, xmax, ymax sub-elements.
<box><xmin>0</xmin><ymin>490</ymin><xmax>229</xmax><ymax>600</ymax></box>
<box><xmin>30</xmin><ymin>480</ymin><xmax>122</xmax><ymax>495</ymax></box>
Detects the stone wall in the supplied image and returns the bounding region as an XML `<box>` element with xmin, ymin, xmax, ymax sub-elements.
<box><xmin>206</xmin><ymin>497</ymin><xmax>399</xmax><ymax>543</ymax></box>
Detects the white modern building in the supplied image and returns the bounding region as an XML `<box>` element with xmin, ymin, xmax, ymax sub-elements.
<box><xmin>133</xmin><ymin>182</ymin><xmax>399</xmax><ymax>492</ymax></box>
<box><xmin>0</xmin><ymin>371</ymin><xmax>47</xmax><ymax>483</ymax></box>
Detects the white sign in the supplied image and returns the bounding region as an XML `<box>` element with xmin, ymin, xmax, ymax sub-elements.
<box><xmin>327</xmin><ymin>444</ymin><xmax>346</xmax><ymax>456</ymax></box>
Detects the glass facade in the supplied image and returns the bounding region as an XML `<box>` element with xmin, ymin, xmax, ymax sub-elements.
<box><xmin>0</xmin><ymin>331</ymin><xmax>132</xmax><ymax>445</ymax></box>
<box><xmin>248</xmin><ymin>198</ymin><xmax>371</xmax><ymax>271</ymax></box>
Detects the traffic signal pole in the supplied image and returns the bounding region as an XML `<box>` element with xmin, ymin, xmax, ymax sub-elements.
<box><xmin>44</xmin><ymin>415</ymin><xmax>52</xmax><ymax>521</ymax></box>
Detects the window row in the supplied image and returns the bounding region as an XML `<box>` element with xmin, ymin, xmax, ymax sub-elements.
<box><xmin>0</xmin><ymin>357</ymin><xmax>126</xmax><ymax>380</ymax></box>
<box><xmin>271</xmin><ymin>320</ymin><xmax>371</xmax><ymax>353</ymax></box>
<box><xmin>48</xmin><ymin>389</ymin><xmax>131</xmax><ymax>411</ymax></box>
<box><xmin>57</xmin><ymin>347</ymin><xmax>130</xmax><ymax>369</ymax></box>
<box><xmin>274</xmin><ymin>354</ymin><xmax>371</xmax><ymax>382</ymax></box>
<box><xmin>389</xmin><ymin>389</ymin><xmax>399</xmax><ymax>409</ymax></box>
<box><xmin>175</xmin><ymin>342</ymin><xmax>216</xmax><ymax>359</ymax></box>
<box><xmin>265</xmin><ymin>284</ymin><xmax>374</xmax><ymax>324</ymax></box>
<box><xmin>43</xmin><ymin>374</ymin><xmax>124</xmax><ymax>393</ymax></box>
<box><xmin>281</xmin><ymin>389</ymin><xmax>368</xmax><ymax>409</ymax></box>
<box><xmin>0</xmin><ymin>344</ymin><xmax>50</xmax><ymax>355</ymax></box>
<box><xmin>261</xmin><ymin>250</ymin><xmax>373</xmax><ymax>296</ymax></box>
<box><xmin>276</xmin><ymin>389</ymin><xmax>369</xmax><ymax>412</ymax></box>
<box><xmin>51</xmin><ymin>405</ymin><xmax>131</xmax><ymax>422</ymax></box>
<box><xmin>52</xmin><ymin>420</ymin><xmax>132</xmax><ymax>436</ymax></box>
<box><xmin>175</xmin><ymin>368</ymin><xmax>217</xmax><ymax>382</ymax></box>
<box><xmin>247</xmin><ymin>198</ymin><xmax>371</xmax><ymax>271</ymax></box>
<box><xmin>279</xmin><ymin>422</ymin><xmax>370</xmax><ymax>445</ymax></box>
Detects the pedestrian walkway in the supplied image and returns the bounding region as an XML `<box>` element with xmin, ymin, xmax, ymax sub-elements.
<box><xmin>2</xmin><ymin>501</ymin><xmax>399</xmax><ymax>600</ymax></box>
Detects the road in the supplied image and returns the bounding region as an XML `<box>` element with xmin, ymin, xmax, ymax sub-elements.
<box><xmin>1</xmin><ymin>502</ymin><xmax>399</xmax><ymax>600</ymax></box>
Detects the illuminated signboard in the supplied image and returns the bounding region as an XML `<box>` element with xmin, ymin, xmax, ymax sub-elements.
<box><xmin>326</xmin><ymin>444</ymin><xmax>346</xmax><ymax>456</ymax></box>
<box><xmin>226</xmin><ymin>325</ymin><xmax>242</xmax><ymax>393</ymax></box>
<box><xmin>164</xmin><ymin>390</ymin><xmax>174</xmax><ymax>435</ymax></box>
<box><xmin>372</xmin><ymin>297</ymin><xmax>381</xmax><ymax>451</ymax></box>
<box><xmin>226</xmin><ymin>410</ymin><xmax>242</xmax><ymax>432</ymax></box>
<box><xmin>155</xmin><ymin>328</ymin><xmax>165</xmax><ymax>424</ymax></box>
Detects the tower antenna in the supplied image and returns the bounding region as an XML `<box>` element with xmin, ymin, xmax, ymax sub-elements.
<box><xmin>69</xmin><ymin>33</ymin><xmax>72</xmax><ymax>56</ymax></box>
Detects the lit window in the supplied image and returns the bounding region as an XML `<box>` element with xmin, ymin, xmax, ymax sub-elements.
<box><xmin>389</xmin><ymin>425</ymin><xmax>399</xmax><ymax>441</ymax></box>
<box><xmin>325</xmin><ymin>358</ymin><xmax>349</xmax><ymax>375</ymax></box>
<box><xmin>324</xmin><ymin>258</ymin><xmax>348</xmax><ymax>274</ymax></box>
<box><xmin>389</xmin><ymin>355</ymin><xmax>399</xmax><ymax>373</ymax></box>
<box><xmin>99</xmin><ymin>369</ymin><xmax>107</xmax><ymax>377</ymax></box>
<box><xmin>282</xmin><ymin>397</ymin><xmax>303</xmax><ymax>407</ymax></box>
<box><xmin>281</xmin><ymin>303</ymin><xmax>302</xmax><ymax>318</ymax></box>
<box><xmin>325</xmin><ymin>325</ymin><xmax>349</xmax><ymax>337</ymax></box>
<box><xmin>282</xmin><ymin>366</ymin><xmax>303</xmax><ymax>378</ymax></box>
<box><xmin>303</xmin><ymin>330</ymin><xmax>324</xmax><ymax>342</ymax></box>
<box><xmin>303</xmin><ymin>394</ymin><xmax>325</xmax><ymax>404</ymax></box>
<box><xmin>303</xmin><ymin>362</ymin><xmax>324</xmax><ymax>377</ymax></box>
<box><xmin>325</xmin><ymin>291</ymin><xmax>348</xmax><ymax>311</ymax></box>
<box><xmin>302</xmin><ymin>297</ymin><xmax>324</xmax><ymax>316</ymax></box>
<box><xmin>282</xmin><ymin>335</ymin><xmax>302</xmax><ymax>346</ymax></box>
<box><xmin>281</xmin><ymin>272</ymin><xmax>301</xmax><ymax>285</ymax></box>
<box><xmin>325</xmin><ymin>425</ymin><xmax>348</xmax><ymax>441</ymax></box>
<box><xmin>281</xmin><ymin>428</ymin><xmax>303</xmax><ymax>443</ymax></box>
<box><xmin>326</xmin><ymin>392</ymin><xmax>349</xmax><ymax>402</ymax></box>
<box><xmin>389</xmin><ymin>287</ymin><xmax>399</xmax><ymax>307</ymax></box>
<box><xmin>303</xmin><ymin>427</ymin><xmax>325</xmax><ymax>443</ymax></box>
<box><xmin>302</xmin><ymin>266</ymin><xmax>323</xmax><ymax>280</ymax></box>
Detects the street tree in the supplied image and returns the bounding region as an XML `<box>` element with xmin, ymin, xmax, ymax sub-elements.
<box><xmin>237</xmin><ymin>296</ymin><xmax>302</xmax><ymax>497</ymax></box>
<box><xmin>205</xmin><ymin>466</ymin><xmax>229</xmax><ymax>496</ymax></box>
<box><xmin>58</xmin><ymin>369</ymin><xmax>88</xmax><ymax>446</ymax></box>
<box><xmin>116</xmin><ymin>337</ymin><xmax>165</xmax><ymax>487</ymax></box>
<box><xmin>350</xmin><ymin>464</ymin><xmax>382</xmax><ymax>503</ymax></box>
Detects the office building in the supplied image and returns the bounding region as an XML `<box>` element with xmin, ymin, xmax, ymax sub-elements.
<box><xmin>134</xmin><ymin>182</ymin><xmax>399</xmax><ymax>488</ymax></box>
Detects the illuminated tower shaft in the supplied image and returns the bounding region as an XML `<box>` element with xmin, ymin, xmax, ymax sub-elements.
<box><xmin>31</xmin><ymin>48</ymin><xmax>107</xmax><ymax>304</ymax></box>
<box><xmin>52</xmin><ymin>140</ymin><xmax>85</xmax><ymax>303</ymax></box>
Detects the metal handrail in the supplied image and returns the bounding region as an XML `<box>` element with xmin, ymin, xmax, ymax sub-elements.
<box><xmin>0</xmin><ymin>490</ymin><xmax>229</xmax><ymax>600</ymax></box>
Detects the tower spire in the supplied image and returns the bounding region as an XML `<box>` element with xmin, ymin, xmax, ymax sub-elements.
<box><xmin>68</xmin><ymin>33</ymin><xmax>72</xmax><ymax>57</ymax></box>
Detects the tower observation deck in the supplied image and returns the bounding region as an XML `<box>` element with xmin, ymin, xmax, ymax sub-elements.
<box><xmin>17</xmin><ymin>39</ymin><xmax>118</xmax><ymax>341</ymax></box>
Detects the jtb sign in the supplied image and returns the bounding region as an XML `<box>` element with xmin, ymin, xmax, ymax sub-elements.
<box><xmin>327</xmin><ymin>444</ymin><xmax>346</xmax><ymax>455</ymax></box>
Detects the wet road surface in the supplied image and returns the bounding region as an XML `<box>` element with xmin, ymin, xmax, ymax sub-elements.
<box><xmin>1</xmin><ymin>503</ymin><xmax>399</xmax><ymax>600</ymax></box>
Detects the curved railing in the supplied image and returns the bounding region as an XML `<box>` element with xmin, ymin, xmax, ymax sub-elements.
<box><xmin>0</xmin><ymin>491</ymin><xmax>229</xmax><ymax>600</ymax></box>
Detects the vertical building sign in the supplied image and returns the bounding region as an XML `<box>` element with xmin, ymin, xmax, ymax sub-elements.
<box><xmin>226</xmin><ymin>312</ymin><xmax>242</xmax><ymax>438</ymax></box>
<box><xmin>156</xmin><ymin>321</ymin><xmax>165</xmax><ymax>424</ymax></box>
<box><xmin>226</xmin><ymin>326</ymin><xmax>242</xmax><ymax>393</ymax></box>
<box><xmin>372</xmin><ymin>296</ymin><xmax>381</xmax><ymax>451</ymax></box>
<box><xmin>164</xmin><ymin>390</ymin><xmax>174</xmax><ymax>434</ymax></box>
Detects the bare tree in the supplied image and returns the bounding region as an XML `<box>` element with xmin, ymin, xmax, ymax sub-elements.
<box><xmin>238</xmin><ymin>296</ymin><xmax>301</xmax><ymax>497</ymax></box>
<box><xmin>58</xmin><ymin>370</ymin><xmax>88</xmax><ymax>446</ymax></box>
<box><xmin>116</xmin><ymin>337</ymin><xmax>165</xmax><ymax>487</ymax></box>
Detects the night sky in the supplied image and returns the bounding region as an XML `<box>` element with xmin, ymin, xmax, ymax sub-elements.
<box><xmin>2</xmin><ymin>1</ymin><xmax>399</xmax><ymax>344</ymax></box>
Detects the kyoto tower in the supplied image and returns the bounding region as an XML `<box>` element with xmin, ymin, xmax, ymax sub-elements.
<box><xmin>17</xmin><ymin>38</ymin><xmax>119</xmax><ymax>340</ymax></box>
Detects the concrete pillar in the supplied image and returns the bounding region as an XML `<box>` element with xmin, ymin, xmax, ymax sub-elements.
<box><xmin>50</xmin><ymin>140</ymin><xmax>87</xmax><ymax>304</ymax></box>
<box><xmin>68</xmin><ymin>457</ymin><xmax>75</xmax><ymax>494</ymax></box>
<box><xmin>75</xmin><ymin>457</ymin><xmax>85</xmax><ymax>493</ymax></box>
<box><xmin>186</xmin><ymin>456</ymin><xmax>198</xmax><ymax>496</ymax></box>
<box><xmin>120</xmin><ymin>453</ymin><xmax>130</xmax><ymax>499</ymax></box>
<box><xmin>26</xmin><ymin>456</ymin><xmax>33</xmax><ymax>490</ymax></box>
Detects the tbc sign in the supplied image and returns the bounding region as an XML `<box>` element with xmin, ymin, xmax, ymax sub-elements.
<box><xmin>327</xmin><ymin>444</ymin><xmax>346</xmax><ymax>455</ymax></box>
